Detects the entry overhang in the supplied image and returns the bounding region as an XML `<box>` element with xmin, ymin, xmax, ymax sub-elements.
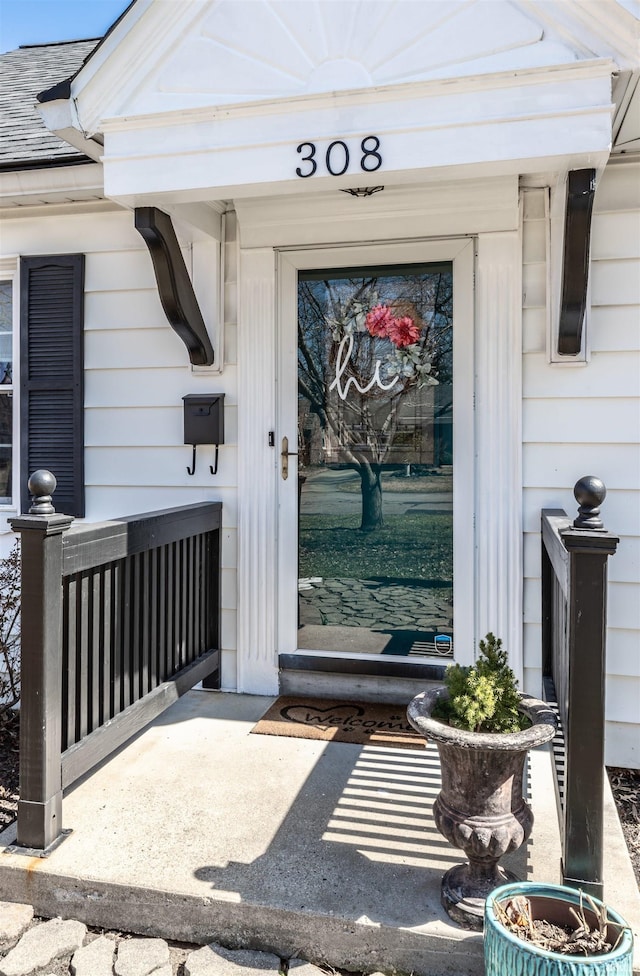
<box><xmin>98</xmin><ymin>61</ymin><xmax>614</xmax><ymax>206</ymax></box>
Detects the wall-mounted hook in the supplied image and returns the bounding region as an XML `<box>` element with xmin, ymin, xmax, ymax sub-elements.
<box><xmin>187</xmin><ymin>445</ymin><xmax>197</xmax><ymax>476</ymax></box>
<box><xmin>210</xmin><ymin>445</ymin><xmax>219</xmax><ymax>476</ymax></box>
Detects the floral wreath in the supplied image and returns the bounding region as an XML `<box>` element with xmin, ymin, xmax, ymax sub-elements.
<box><xmin>329</xmin><ymin>300</ymin><xmax>437</xmax><ymax>388</ymax></box>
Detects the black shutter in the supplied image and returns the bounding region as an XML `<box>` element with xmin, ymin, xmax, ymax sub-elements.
<box><xmin>20</xmin><ymin>254</ymin><xmax>85</xmax><ymax>517</ymax></box>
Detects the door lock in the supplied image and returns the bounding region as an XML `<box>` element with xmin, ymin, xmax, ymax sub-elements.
<box><xmin>281</xmin><ymin>436</ymin><xmax>298</xmax><ymax>480</ymax></box>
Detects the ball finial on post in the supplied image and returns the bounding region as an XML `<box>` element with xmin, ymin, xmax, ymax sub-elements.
<box><xmin>28</xmin><ymin>469</ymin><xmax>57</xmax><ymax>515</ymax></box>
<box><xmin>573</xmin><ymin>475</ymin><xmax>606</xmax><ymax>530</ymax></box>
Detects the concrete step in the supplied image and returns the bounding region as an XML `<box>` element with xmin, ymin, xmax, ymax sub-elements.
<box><xmin>0</xmin><ymin>691</ymin><xmax>637</xmax><ymax>976</ymax></box>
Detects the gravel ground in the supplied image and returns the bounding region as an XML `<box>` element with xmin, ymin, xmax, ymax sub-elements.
<box><xmin>2</xmin><ymin>712</ymin><xmax>639</xmax><ymax>887</ymax></box>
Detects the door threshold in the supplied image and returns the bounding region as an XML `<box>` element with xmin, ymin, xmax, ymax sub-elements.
<box><xmin>279</xmin><ymin>652</ymin><xmax>447</xmax><ymax>681</ymax></box>
<box><xmin>278</xmin><ymin>656</ymin><xmax>445</xmax><ymax>705</ymax></box>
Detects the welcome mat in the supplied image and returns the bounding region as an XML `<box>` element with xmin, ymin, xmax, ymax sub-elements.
<box><xmin>251</xmin><ymin>696</ymin><xmax>425</xmax><ymax>750</ymax></box>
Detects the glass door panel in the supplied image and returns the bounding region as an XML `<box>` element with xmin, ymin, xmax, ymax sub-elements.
<box><xmin>297</xmin><ymin>263</ymin><xmax>454</xmax><ymax>659</ymax></box>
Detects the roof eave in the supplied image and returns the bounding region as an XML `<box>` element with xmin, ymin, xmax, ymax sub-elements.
<box><xmin>36</xmin><ymin>96</ymin><xmax>104</xmax><ymax>162</ymax></box>
<box><xmin>0</xmin><ymin>155</ymin><xmax>94</xmax><ymax>173</ymax></box>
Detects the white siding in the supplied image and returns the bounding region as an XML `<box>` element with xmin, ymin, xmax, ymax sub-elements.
<box><xmin>522</xmin><ymin>164</ymin><xmax>640</xmax><ymax>768</ymax></box>
<box><xmin>1</xmin><ymin>207</ymin><xmax>240</xmax><ymax>690</ymax></box>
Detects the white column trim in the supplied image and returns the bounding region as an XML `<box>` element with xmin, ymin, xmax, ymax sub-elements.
<box><xmin>474</xmin><ymin>229</ymin><xmax>524</xmax><ymax>680</ymax></box>
<box><xmin>236</xmin><ymin>246</ymin><xmax>279</xmax><ymax>694</ymax></box>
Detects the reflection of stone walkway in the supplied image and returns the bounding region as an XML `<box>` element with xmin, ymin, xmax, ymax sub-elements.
<box><xmin>298</xmin><ymin>577</ymin><xmax>453</xmax><ymax>656</ymax></box>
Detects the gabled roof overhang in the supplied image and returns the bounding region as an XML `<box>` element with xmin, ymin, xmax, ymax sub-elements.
<box><xmin>34</xmin><ymin>0</ymin><xmax>638</xmax><ymax>208</ymax></box>
<box><xmin>96</xmin><ymin>59</ymin><xmax>617</xmax><ymax>208</ymax></box>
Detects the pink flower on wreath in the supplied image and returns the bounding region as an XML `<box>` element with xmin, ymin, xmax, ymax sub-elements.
<box><xmin>388</xmin><ymin>315</ymin><xmax>420</xmax><ymax>347</ymax></box>
<box><xmin>365</xmin><ymin>304</ymin><xmax>393</xmax><ymax>338</ymax></box>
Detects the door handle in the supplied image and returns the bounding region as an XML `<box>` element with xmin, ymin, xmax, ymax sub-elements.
<box><xmin>281</xmin><ymin>436</ymin><xmax>298</xmax><ymax>480</ymax></box>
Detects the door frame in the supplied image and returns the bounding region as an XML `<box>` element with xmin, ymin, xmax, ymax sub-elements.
<box><xmin>235</xmin><ymin>180</ymin><xmax>523</xmax><ymax>697</ymax></box>
<box><xmin>276</xmin><ymin>238</ymin><xmax>475</xmax><ymax>669</ymax></box>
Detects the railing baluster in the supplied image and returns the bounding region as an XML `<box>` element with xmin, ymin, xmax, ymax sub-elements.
<box><xmin>100</xmin><ymin>566</ymin><xmax>110</xmax><ymax>727</ymax></box>
<box><xmin>203</xmin><ymin>527</ymin><xmax>221</xmax><ymax>690</ymax></box>
<box><xmin>149</xmin><ymin>547</ymin><xmax>158</xmax><ymax>692</ymax></box>
<box><xmin>122</xmin><ymin>556</ymin><xmax>133</xmax><ymax>709</ymax></box>
<box><xmin>78</xmin><ymin>572</ymin><xmax>90</xmax><ymax>742</ymax></box>
<box><xmin>158</xmin><ymin>544</ymin><xmax>166</xmax><ymax>682</ymax></box>
<box><xmin>140</xmin><ymin>550</ymin><xmax>150</xmax><ymax>696</ymax></box>
<box><xmin>90</xmin><ymin>569</ymin><xmax>101</xmax><ymax>734</ymax></box>
<box><xmin>187</xmin><ymin>536</ymin><xmax>195</xmax><ymax>662</ymax></box>
<box><xmin>194</xmin><ymin>533</ymin><xmax>202</xmax><ymax>659</ymax></box>
<box><xmin>111</xmin><ymin>559</ymin><xmax>122</xmax><ymax>717</ymax></box>
<box><xmin>62</xmin><ymin>578</ymin><xmax>73</xmax><ymax>752</ymax></box>
<box><xmin>179</xmin><ymin>538</ymin><xmax>187</xmax><ymax>671</ymax></box>
<box><xmin>131</xmin><ymin>552</ymin><xmax>142</xmax><ymax>701</ymax></box>
<box><xmin>169</xmin><ymin>542</ymin><xmax>176</xmax><ymax>674</ymax></box>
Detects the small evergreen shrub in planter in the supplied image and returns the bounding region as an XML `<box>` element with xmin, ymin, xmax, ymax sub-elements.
<box><xmin>407</xmin><ymin>634</ymin><xmax>557</xmax><ymax>930</ymax></box>
<box><xmin>432</xmin><ymin>633</ymin><xmax>529</xmax><ymax>733</ymax></box>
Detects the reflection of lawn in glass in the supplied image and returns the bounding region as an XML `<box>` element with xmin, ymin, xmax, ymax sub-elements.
<box><xmin>338</xmin><ymin>473</ymin><xmax>453</xmax><ymax>494</ymax></box>
<box><xmin>299</xmin><ymin>513</ymin><xmax>452</xmax><ymax>581</ymax></box>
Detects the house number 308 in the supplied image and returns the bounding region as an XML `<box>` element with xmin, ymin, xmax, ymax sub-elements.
<box><xmin>295</xmin><ymin>136</ymin><xmax>382</xmax><ymax>178</ymax></box>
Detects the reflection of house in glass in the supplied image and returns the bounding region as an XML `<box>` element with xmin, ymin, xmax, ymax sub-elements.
<box><xmin>299</xmin><ymin>381</ymin><xmax>452</xmax><ymax>471</ymax></box>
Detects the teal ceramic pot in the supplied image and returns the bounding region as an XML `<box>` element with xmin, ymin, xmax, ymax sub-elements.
<box><xmin>484</xmin><ymin>882</ymin><xmax>634</xmax><ymax>976</ymax></box>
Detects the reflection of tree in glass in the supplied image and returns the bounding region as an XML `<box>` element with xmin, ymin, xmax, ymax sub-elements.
<box><xmin>298</xmin><ymin>269</ymin><xmax>453</xmax><ymax>530</ymax></box>
<box><xmin>0</xmin><ymin>283</ymin><xmax>13</xmax><ymax>386</ymax></box>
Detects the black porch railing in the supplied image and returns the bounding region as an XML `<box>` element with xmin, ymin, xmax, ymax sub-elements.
<box><xmin>541</xmin><ymin>476</ymin><xmax>619</xmax><ymax>898</ymax></box>
<box><xmin>10</xmin><ymin>470</ymin><xmax>221</xmax><ymax>853</ymax></box>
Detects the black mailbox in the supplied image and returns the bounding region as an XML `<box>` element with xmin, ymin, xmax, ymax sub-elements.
<box><xmin>183</xmin><ymin>394</ymin><xmax>224</xmax><ymax>475</ymax></box>
<box><xmin>183</xmin><ymin>394</ymin><xmax>224</xmax><ymax>446</ymax></box>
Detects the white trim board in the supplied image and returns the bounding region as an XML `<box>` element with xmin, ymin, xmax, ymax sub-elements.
<box><xmin>236</xmin><ymin>177</ymin><xmax>524</xmax><ymax>691</ymax></box>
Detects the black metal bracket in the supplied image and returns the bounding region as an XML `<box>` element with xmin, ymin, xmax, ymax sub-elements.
<box><xmin>134</xmin><ymin>207</ymin><xmax>214</xmax><ymax>367</ymax></box>
<box><xmin>558</xmin><ymin>169</ymin><xmax>596</xmax><ymax>356</ymax></box>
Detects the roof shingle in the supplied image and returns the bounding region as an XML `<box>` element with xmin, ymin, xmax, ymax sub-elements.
<box><xmin>0</xmin><ymin>39</ymin><xmax>99</xmax><ymax>170</ymax></box>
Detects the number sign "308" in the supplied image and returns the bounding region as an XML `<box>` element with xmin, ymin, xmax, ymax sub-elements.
<box><xmin>296</xmin><ymin>136</ymin><xmax>382</xmax><ymax>178</ymax></box>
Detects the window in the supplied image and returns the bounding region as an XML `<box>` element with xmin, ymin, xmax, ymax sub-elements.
<box><xmin>0</xmin><ymin>278</ymin><xmax>14</xmax><ymax>505</ymax></box>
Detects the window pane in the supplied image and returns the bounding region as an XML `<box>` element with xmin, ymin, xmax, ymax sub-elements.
<box><xmin>297</xmin><ymin>263</ymin><xmax>453</xmax><ymax>659</ymax></box>
<box><xmin>0</xmin><ymin>281</ymin><xmax>12</xmax><ymax>384</ymax></box>
<box><xmin>0</xmin><ymin>394</ymin><xmax>12</xmax><ymax>502</ymax></box>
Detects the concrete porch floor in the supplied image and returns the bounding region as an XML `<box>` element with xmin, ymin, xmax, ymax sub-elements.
<box><xmin>0</xmin><ymin>691</ymin><xmax>638</xmax><ymax>976</ymax></box>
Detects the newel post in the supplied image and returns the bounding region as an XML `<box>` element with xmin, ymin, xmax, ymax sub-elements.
<box><xmin>10</xmin><ymin>470</ymin><xmax>74</xmax><ymax>852</ymax></box>
<box><xmin>560</xmin><ymin>476</ymin><xmax>619</xmax><ymax>894</ymax></box>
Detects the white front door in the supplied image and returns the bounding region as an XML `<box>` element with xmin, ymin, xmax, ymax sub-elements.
<box><xmin>277</xmin><ymin>239</ymin><xmax>475</xmax><ymax>672</ymax></box>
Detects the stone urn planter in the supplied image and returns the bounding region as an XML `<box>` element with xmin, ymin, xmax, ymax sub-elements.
<box><xmin>407</xmin><ymin>686</ymin><xmax>557</xmax><ymax>930</ymax></box>
<box><xmin>484</xmin><ymin>882</ymin><xmax>634</xmax><ymax>975</ymax></box>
